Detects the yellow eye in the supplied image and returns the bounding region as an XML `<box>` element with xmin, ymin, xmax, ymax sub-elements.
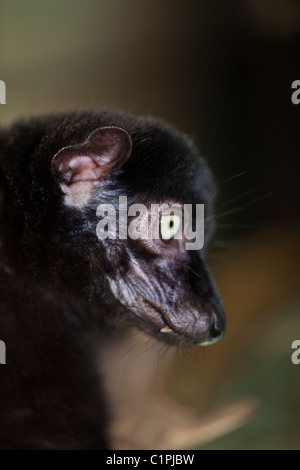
<box><xmin>160</xmin><ymin>214</ymin><xmax>181</xmax><ymax>240</ymax></box>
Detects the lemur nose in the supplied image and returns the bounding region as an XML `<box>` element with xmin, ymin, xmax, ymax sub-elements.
<box><xmin>208</xmin><ymin>311</ymin><xmax>225</xmax><ymax>343</ymax></box>
<box><xmin>211</xmin><ymin>310</ymin><xmax>225</xmax><ymax>340</ymax></box>
<box><xmin>199</xmin><ymin>310</ymin><xmax>225</xmax><ymax>346</ymax></box>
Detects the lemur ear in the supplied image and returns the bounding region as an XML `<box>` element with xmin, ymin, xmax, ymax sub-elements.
<box><xmin>51</xmin><ymin>126</ymin><xmax>132</xmax><ymax>207</ymax></box>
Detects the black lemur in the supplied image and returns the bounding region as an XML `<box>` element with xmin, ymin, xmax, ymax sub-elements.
<box><xmin>0</xmin><ymin>109</ymin><xmax>225</xmax><ymax>449</ymax></box>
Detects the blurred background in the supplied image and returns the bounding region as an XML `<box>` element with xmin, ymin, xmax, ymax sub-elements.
<box><xmin>0</xmin><ymin>0</ymin><xmax>299</xmax><ymax>449</ymax></box>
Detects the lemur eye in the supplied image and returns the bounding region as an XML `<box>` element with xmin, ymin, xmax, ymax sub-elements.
<box><xmin>160</xmin><ymin>214</ymin><xmax>181</xmax><ymax>240</ymax></box>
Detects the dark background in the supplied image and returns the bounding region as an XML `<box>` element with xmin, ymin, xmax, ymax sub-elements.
<box><xmin>0</xmin><ymin>0</ymin><xmax>299</xmax><ymax>449</ymax></box>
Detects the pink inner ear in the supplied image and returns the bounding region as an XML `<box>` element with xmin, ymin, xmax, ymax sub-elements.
<box><xmin>52</xmin><ymin>126</ymin><xmax>132</xmax><ymax>188</ymax></box>
<box><xmin>64</xmin><ymin>155</ymin><xmax>102</xmax><ymax>182</ymax></box>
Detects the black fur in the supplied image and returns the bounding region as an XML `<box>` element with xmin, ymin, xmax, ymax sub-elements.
<box><xmin>0</xmin><ymin>109</ymin><xmax>225</xmax><ymax>449</ymax></box>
